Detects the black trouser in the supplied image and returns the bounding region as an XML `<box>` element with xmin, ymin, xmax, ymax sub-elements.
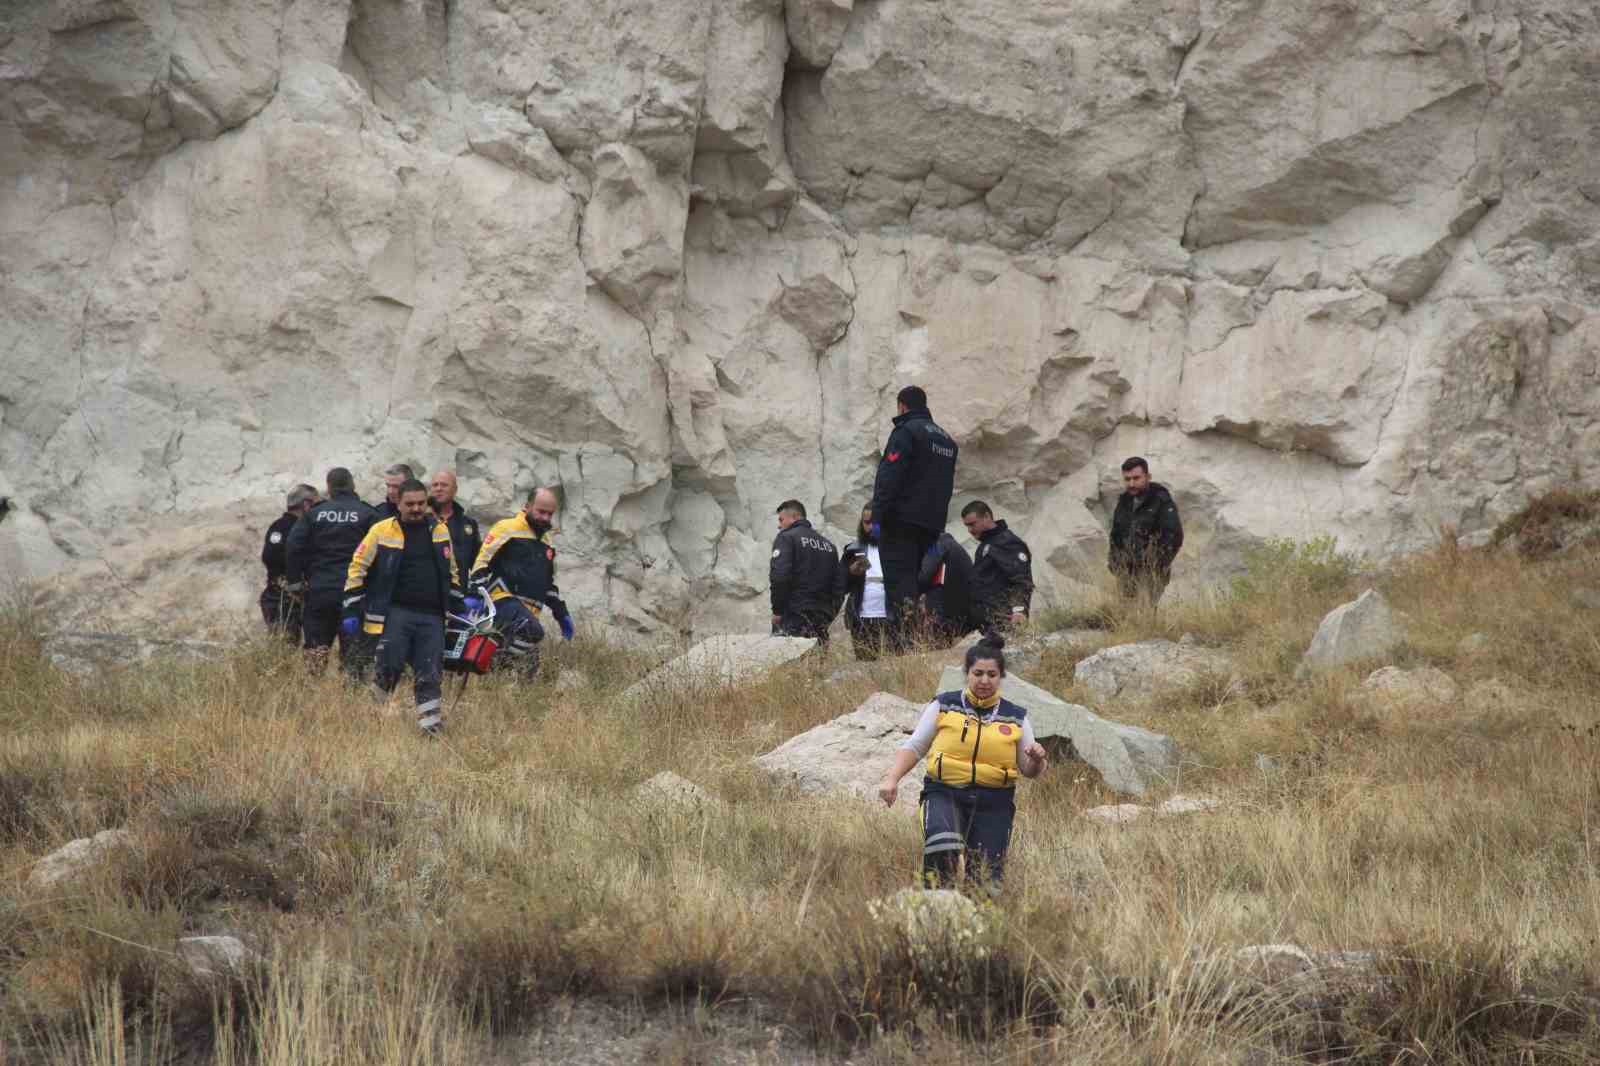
<box><xmin>878</xmin><ymin>523</ymin><xmax>939</xmax><ymax>648</ymax></box>
<box><xmin>919</xmin><ymin>781</ymin><xmax>1016</xmax><ymax>890</ymax></box>
<box><xmin>494</xmin><ymin>597</ymin><xmax>546</xmax><ymax>677</ymax></box>
<box><xmin>850</xmin><ymin>616</ymin><xmax>889</xmax><ymax>660</ymax></box>
<box><xmin>373</xmin><ymin>606</ymin><xmax>445</xmax><ymax>729</ymax></box>
<box><xmin>259</xmin><ymin>586</ymin><xmax>302</xmax><ymax>645</ymax></box>
<box><xmin>773</xmin><ymin>610</ymin><xmax>832</xmax><ymax>644</ymax></box>
<box><xmin>301</xmin><ymin>589</ymin><xmax>371</xmax><ymax>676</ymax></box>
<box><xmin>1115</xmin><ymin>565</ymin><xmax>1171</xmax><ymax>605</ymax></box>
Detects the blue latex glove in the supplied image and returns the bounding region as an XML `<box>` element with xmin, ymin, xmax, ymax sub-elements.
<box><xmin>340</xmin><ymin>616</ymin><xmax>360</xmax><ymax>637</ymax></box>
<box><xmin>558</xmin><ymin>614</ymin><xmax>575</xmax><ymax>641</ymax></box>
<box><xmin>867</xmin><ymin>521</ymin><xmax>881</xmax><ymax>541</ymax></box>
<box><xmin>462</xmin><ymin>595</ymin><xmax>484</xmax><ymax>614</ymax></box>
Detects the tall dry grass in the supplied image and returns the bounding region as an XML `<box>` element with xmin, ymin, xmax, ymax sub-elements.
<box><xmin>3</xmin><ymin>536</ymin><xmax>1600</xmax><ymax>1063</ymax></box>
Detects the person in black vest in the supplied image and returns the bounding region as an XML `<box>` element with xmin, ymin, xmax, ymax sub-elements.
<box><xmin>769</xmin><ymin>499</ymin><xmax>845</xmax><ymax>642</ymax></box>
<box><xmin>917</xmin><ymin>530</ymin><xmax>982</xmax><ymax>647</ymax></box>
<box><xmin>428</xmin><ymin>469</ymin><xmax>482</xmax><ymax>573</ymax></box>
<box><xmin>260</xmin><ymin>483</ymin><xmax>319</xmax><ymax>643</ymax></box>
<box><xmin>343</xmin><ymin>479</ymin><xmax>464</xmax><ymax>736</ymax></box>
<box><xmin>374</xmin><ymin>463</ymin><xmax>415</xmax><ymax>521</ymax></box>
<box><xmin>285</xmin><ymin>467</ymin><xmax>378</xmax><ymax>674</ymax></box>
<box><xmin>865</xmin><ymin>386</ymin><xmax>958</xmax><ymax>649</ymax></box>
<box><xmin>961</xmin><ymin>500</ymin><xmax>1034</xmax><ymax>632</ymax></box>
<box><xmin>1108</xmin><ymin>456</ymin><xmax>1184</xmax><ymax>605</ymax></box>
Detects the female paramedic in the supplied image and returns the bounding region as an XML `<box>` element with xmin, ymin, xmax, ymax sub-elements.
<box><xmin>877</xmin><ymin>637</ymin><xmax>1049</xmax><ymax>889</ymax></box>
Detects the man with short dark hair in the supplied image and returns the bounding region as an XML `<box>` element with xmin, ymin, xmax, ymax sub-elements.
<box><xmin>865</xmin><ymin>386</ymin><xmax>959</xmax><ymax>648</ymax></box>
<box><xmin>769</xmin><ymin>499</ymin><xmax>845</xmax><ymax>641</ymax></box>
<box><xmin>260</xmin><ymin>483</ymin><xmax>320</xmax><ymax>643</ymax></box>
<box><xmin>961</xmin><ymin>500</ymin><xmax>1034</xmax><ymax>630</ymax></box>
<box><xmin>376</xmin><ymin>463</ymin><xmax>415</xmax><ymax>520</ymax></box>
<box><xmin>429</xmin><ymin>470</ymin><xmax>482</xmax><ymax>573</ymax></box>
<box><xmin>1108</xmin><ymin>457</ymin><xmax>1184</xmax><ymax>605</ymax></box>
<box><xmin>344</xmin><ymin>479</ymin><xmax>464</xmax><ymax>736</ymax></box>
<box><xmin>470</xmin><ymin>486</ymin><xmax>575</xmax><ymax>677</ymax></box>
<box><xmin>286</xmin><ymin>467</ymin><xmax>379</xmax><ymax>672</ymax></box>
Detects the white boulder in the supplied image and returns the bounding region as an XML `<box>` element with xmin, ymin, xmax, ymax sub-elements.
<box><xmin>28</xmin><ymin>829</ymin><xmax>134</xmax><ymax>890</ymax></box>
<box><xmin>754</xmin><ymin>693</ymin><xmax>924</xmax><ymax>803</ymax></box>
<box><xmin>1298</xmin><ymin>590</ymin><xmax>1404</xmax><ymax>676</ymax></box>
<box><xmin>1072</xmin><ymin>640</ymin><xmax>1235</xmax><ymax>702</ymax></box>
<box><xmin>624</xmin><ymin>635</ymin><xmax>817</xmax><ymax>703</ymax></box>
<box><xmin>1363</xmin><ymin>666</ymin><xmax>1459</xmax><ymax>705</ymax></box>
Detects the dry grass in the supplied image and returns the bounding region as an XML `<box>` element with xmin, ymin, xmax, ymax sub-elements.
<box><xmin>4</xmin><ymin>534</ymin><xmax>1600</xmax><ymax>1063</ymax></box>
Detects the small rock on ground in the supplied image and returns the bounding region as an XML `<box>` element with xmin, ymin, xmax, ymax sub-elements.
<box><xmin>1073</xmin><ymin>639</ymin><xmax>1234</xmax><ymax>702</ymax></box>
<box><xmin>178</xmin><ymin>935</ymin><xmax>252</xmax><ymax>977</ymax></box>
<box><xmin>1363</xmin><ymin>665</ymin><xmax>1459</xmax><ymax>704</ymax></box>
<box><xmin>1298</xmin><ymin>589</ymin><xmax>1403</xmax><ymax>676</ymax></box>
<box><xmin>28</xmin><ymin>828</ymin><xmax>133</xmax><ymax>890</ymax></box>
<box><xmin>633</xmin><ymin>771</ymin><xmax>725</xmax><ymax>811</ymax></box>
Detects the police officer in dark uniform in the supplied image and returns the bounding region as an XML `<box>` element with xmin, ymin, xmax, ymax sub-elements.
<box><xmin>374</xmin><ymin>463</ymin><xmax>415</xmax><ymax>520</ymax></box>
<box><xmin>260</xmin><ymin>483</ymin><xmax>319</xmax><ymax>643</ymax></box>
<box><xmin>961</xmin><ymin>500</ymin><xmax>1035</xmax><ymax>632</ymax></box>
<box><xmin>769</xmin><ymin>499</ymin><xmax>846</xmax><ymax>642</ymax></box>
<box><xmin>428</xmin><ymin>469</ymin><xmax>482</xmax><ymax>574</ymax></box>
<box><xmin>865</xmin><ymin>385</ymin><xmax>959</xmax><ymax>648</ymax></box>
<box><xmin>285</xmin><ymin>467</ymin><xmax>379</xmax><ymax>672</ymax></box>
<box><xmin>1108</xmin><ymin>456</ymin><xmax>1184</xmax><ymax>605</ymax></box>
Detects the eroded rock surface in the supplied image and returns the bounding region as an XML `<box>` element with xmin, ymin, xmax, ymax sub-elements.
<box><xmin>1072</xmin><ymin>640</ymin><xmax>1235</xmax><ymax>702</ymax></box>
<box><xmin>5</xmin><ymin>1</ymin><xmax>1600</xmax><ymax>639</ymax></box>
<box><xmin>754</xmin><ymin>692</ymin><xmax>923</xmax><ymax>803</ymax></box>
<box><xmin>623</xmin><ymin>635</ymin><xmax>816</xmax><ymax>703</ymax></box>
<box><xmin>1299</xmin><ymin>590</ymin><xmax>1405</xmax><ymax>675</ymax></box>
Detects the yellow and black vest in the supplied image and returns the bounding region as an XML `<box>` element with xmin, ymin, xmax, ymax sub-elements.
<box><xmin>343</xmin><ymin>517</ymin><xmax>461</xmax><ymax>634</ymax></box>
<box><xmin>470</xmin><ymin>513</ymin><xmax>560</xmax><ymax>614</ymax></box>
<box><xmin>925</xmin><ymin>690</ymin><xmax>1026</xmax><ymax>789</ymax></box>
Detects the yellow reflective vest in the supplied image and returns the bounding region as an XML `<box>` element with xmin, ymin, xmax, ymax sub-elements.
<box><xmin>925</xmin><ymin>690</ymin><xmax>1026</xmax><ymax>789</ymax></box>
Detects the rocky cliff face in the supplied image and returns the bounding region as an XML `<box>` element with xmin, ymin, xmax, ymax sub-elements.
<box><xmin>3</xmin><ymin>0</ymin><xmax>1598</xmax><ymax>636</ymax></box>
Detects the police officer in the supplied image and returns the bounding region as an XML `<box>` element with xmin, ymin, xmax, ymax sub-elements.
<box><xmin>961</xmin><ymin>500</ymin><xmax>1035</xmax><ymax>631</ymax></box>
<box><xmin>1108</xmin><ymin>456</ymin><xmax>1184</xmax><ymax>605</ymax></box>
<box><xmin>375</xmin><ymin>463</ymin><xmax>415</xmax><ymax>520</ymax></box>
<box><xmin>470</xmin><ymin>486</ymin><xmax>575</xmax><ymax>677</ymax></box>
<box><xmin>865</xmin><ymin>386</ymin><xmax>959</xmax><ymax>648</ymax></box>
<box><xmin>343</xmin><ymin>479</ymin><xmax>464</xmax><ymax>736</ymax></box>
<box><xmin>918</xmin><ymin>530</ymin><xmax>982</xmax><ymax>646</ymax></box>
<box><xmin>428</xmin><ymin>469</ymin><xmax>482</xmax><ymax>573</ymax></box>
<box><xmin>285</xmin><ymin>467</ymin><xmax>379</xmax><ymax>673</ymax></box>
<box><xmin>769</xmin><ymin>500</ymin><xmax>845</xmax><ymax>642</ymax></box>
<box><xmin>260</xmin><ymin>483</ymin><xmax>319</xmax><ymax>643</ymax></box>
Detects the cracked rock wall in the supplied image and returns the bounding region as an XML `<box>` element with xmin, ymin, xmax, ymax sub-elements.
<box><xmin>3</xmin><ymin>0</ymin><xmax>1598</xmax><ymax>636</ymax></box>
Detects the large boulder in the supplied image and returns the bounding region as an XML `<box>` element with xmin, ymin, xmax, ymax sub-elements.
<box><xmin>754</xmin><ymin>693</ymin><xmax>924</xmax><ymax>803</ymax></box>
<box><xmin>623</xmin><ymin>635</ymin><xmax>816</xmax><ymax>702</ymax></box>
<box><xmin>936</xmin><ymin>666</ymin><xmax>1178</xmax><ymax>797</ymax></box>
<box><xmin>1298</xmin><ymin>590</ymin><xmax>1404</xmax><ymax>676</ymax></box>
<box><xmin>1071</xmin><ymin>639</ymin><xmax>1235</xmax><ymax>702</ymax></box>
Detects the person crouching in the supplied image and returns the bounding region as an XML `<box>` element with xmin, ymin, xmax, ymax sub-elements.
<box><xmin>877</xmin><ymin>637</ymin><xmax>1048</xmax><ymax>891</ymax></box>
<box><xmin>343</xmin><ymin>479</ymin><xmax>464</xmax><ymax>736</ymax></box>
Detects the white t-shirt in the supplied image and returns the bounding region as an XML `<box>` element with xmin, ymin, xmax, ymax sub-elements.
<box><xmin>860</xmin><ymin>545</ymin><xmax>888</xmax><ymax>619</ymax></box>
<box><xmin>900</xmin><ymin>694</ymin><xmax>1036</xmax><ymax>757</ymax></box>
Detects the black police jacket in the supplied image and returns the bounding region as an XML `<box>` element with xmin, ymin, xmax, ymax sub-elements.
<box><xmin>261</xmin><ymin>511</ymin><xmax>298</xmax><ymax>590</ymax></box>
<box><xmin>285</xmin><ymin>492</ymin><xmax>379</xmax><ymax>594</ymax></box>
<box><xmin>972</xmin><ymin>520</ymin><xmax>1035</xmax><ymax>622</ymax></box>
<box><xmin>1109</xmin><ymin>483</ymin><xmax>1184</xmax><ymax>573</ymax></box>
<box><xmin>918</xmin><ymin>532</ymin><xmax>981</xmax><ymax>633</ymax></box>
<box><xmin>867</xmin><ymin>408</ymin><xmax>959</xmax><ymax>534</ymax></box>
<box><xmin>771</xmin><ymin>519</ymin><xmax>846</xmax><ymax>621</ymax></box>
<box><xmin>433</xmin><ymin>501</ymin><xmax>482</xmax><ymax>578</ymax></box>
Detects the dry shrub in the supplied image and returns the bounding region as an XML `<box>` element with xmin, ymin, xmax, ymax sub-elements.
<box><xmin>1490</xmin><ymin>488</ymin><xmax>1600</xmax><ymax>559</ymax></box>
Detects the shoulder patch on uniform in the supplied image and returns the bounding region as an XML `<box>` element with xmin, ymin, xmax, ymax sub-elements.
<box><xmin>1018</xmin><ymin>552</ymin><xmax>1028</xmax><ymax>562</ymax></box>
<box><xmin>465</xmin><ymin>523</ymin><xmax>475</xmax><ymax>534</ymax></box>
<box><xmin>772</xmin><ymin>548</ymin><xmax>782</xmax><ymax>558</ymax></box>
<box><xmin>269</xmin><ymin>531</ymin><xmax>283</xmax><ymax>544</ymax></box>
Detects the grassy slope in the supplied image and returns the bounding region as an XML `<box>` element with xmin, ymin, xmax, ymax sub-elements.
<box><xmin>3</xmin><ymin>538</ymin><xmax>1600</xmax><ymax>1065</ymax></box>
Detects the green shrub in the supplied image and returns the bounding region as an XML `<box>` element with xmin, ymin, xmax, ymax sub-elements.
<box><xmin>1229</xmin><ymin>535</ymin><xmax>1363</xmax><ymax>602</ymax></box>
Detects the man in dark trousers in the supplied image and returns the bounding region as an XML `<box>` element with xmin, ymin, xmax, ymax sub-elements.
<box><xmin>917</xmin><ymin>530</ymin><xmax>982</xmax><ymax>647</ymax></box>
<box><xmin>343</xmin><ymin>479</ymin><xmax>464</xmax><ymax>736</ymax></box>
<box><xmin>1108</xmin><ymin>456</ymin><xmax>1184</xmax><ymax>605</ymax></box>
<box><xmin>961</xmin><ymin>500</ymin><xmax>1035</xmax><ymax>632</ymax></box>
<box><xmin>769</xmin><ymin>499</ymin><xmax>846</xmax><ymax>642</ymax></box>
<box><xmin>470</xmin><ymin>486</ymin><xmax>575</xmax><ymax>678</ymax></box>
<box><xmin>260</xmin><ymin>483</ymin><xmax>320</xmax><ymax>643</ymax></box>
<box><xmin>865</xmin><ymin>385</ymin><xmax>959</xmax><ymax>648</ymax></box>
<box><xmin>285</xmin><ymin>467</ymin><xmax>379</xmax><ymax>673</ymax></box>
<box><xmin>428</xmin><ymin>469</ymin><xmax>482</xmax><ymax>572</ymax></box>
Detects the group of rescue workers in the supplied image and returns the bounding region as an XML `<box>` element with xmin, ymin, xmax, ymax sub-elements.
<box><xmin>256</xmin><ymin>385</ymin><xmax>1185</xmax><ymax>888</ymax></box>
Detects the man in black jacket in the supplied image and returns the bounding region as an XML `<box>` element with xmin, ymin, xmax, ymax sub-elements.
<box><xmin>769</xmin><ymin>500</ymin><xmax>845</xmax><ymax>642</ymax></box>
<box><xmin>917</xmin><ymin>531</ymin><xmax>983</xmax><ymax>646</ymax></box>
<box><xmin>428</xmin><ymin>469</ymin><xmax>482</xmax><ymax>572</ymax></box>
<box><xmin>343</xmin><ymin>479</ymin><xmax>464</xmax><ymax>735</ymax></box>
<box><xmin>285</xmin><ymin>467</ymin><xmax>379</xmax><ymax>672</ymax></box>
<box><xmin>1108</xmin><ymin>456</ymin><xmax>1184</xmax><ymax>605</ymax></box>
<box><xmin>865</xmin><ymin>386</ymin><xmax>958</xmax><ymax>647</ymax></box>
<box><xmin>961</xmin><ymin>500</ymin><xmax>1034</xmax><ymax>631</ymax></box>
<box><xmin>374</xmin><ymin>463</ymin><xmax>415</xmax><ymax>520</ymax></box>
<box><xmin>260</xmin><ymin>483</ymin><xmax>319</xmax><ymax>643</ymax></box>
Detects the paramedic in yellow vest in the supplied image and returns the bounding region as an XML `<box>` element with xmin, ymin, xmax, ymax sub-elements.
<box><xmin>342</xmin><ymin>480</ymin><xmax>464</xmax><ymax>736</ymax></box>
<box><xmin>469</xmin><ymin>486</ymin><xmax>575</xmax><ymax>674</ymax></box>
<box><xmin>877</xmin><ymin>637</ymin><xmax>1048</xmax><ymax>888</ymax></box>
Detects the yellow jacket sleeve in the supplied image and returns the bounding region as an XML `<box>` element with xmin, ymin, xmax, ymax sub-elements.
<box><xmin>345</xmin><ymin>525</ymin><xmax>381</xmax><ymax>594</ymax></box>
<box><xmin>469</xmin><ymin>519</ymin><xmax>511</xmax><ymax>582</ymax></box>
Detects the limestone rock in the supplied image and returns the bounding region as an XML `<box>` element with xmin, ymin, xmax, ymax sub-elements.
<box><xmin>1363</xmin><ymin>665</ymin><xmax>1459</xmax><ymax>705</ymax></box>
<box><xmin>936</xmin><ymin>666</ymin><xmax>1178</xmax><ymax>797</ymax></box>
<box><xmin>624</xmin><ymin>635</ymin><xmax>816</xmax><ymax>703</ymax></box>
<box><xmin>28</xmin><ymin>829</ymin><xmax>133</xmax><ymax>890</ymax></box>
<box><xmin>633</xmin><ymin>771</ymin><xmax>725</xmax><ymax>811</ymax></box>
<box><xmin>178</xmin><ymin>935</ymin><xmax>252</xmax><ymax>977</ymax></box>
<box><xmin>1298</xmin><ymin>591</ymin><xmax>1404</xmax><ymax>676</ymax></box>
<box><xmin>1083</xmin><ymin>793</ymin><xmax>1221</xmax><ymax>824</ymax></box>
<box><xmin>785</xmin><ymin>0</ymin><xmax>853</xmax><ymax>70</ymax></box>
<box><xmin>1072</xmin><ymin>640</ymin><xmax>1235</xmax><ymax>702</ymax></box>
<box><xmin>754</xmin><ymin>693</ymin><xmax>923</xmax><ymax>803</ymax></box>
<box><xmin>1158</xmin><ymin>794</ymin><xmax>1223</xmax><ymax>816</ymax></box>
<box><xmin>1083</xmin><ymin>804</ymin><xmax>1146</xmax><ymax>825</ymax></box>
